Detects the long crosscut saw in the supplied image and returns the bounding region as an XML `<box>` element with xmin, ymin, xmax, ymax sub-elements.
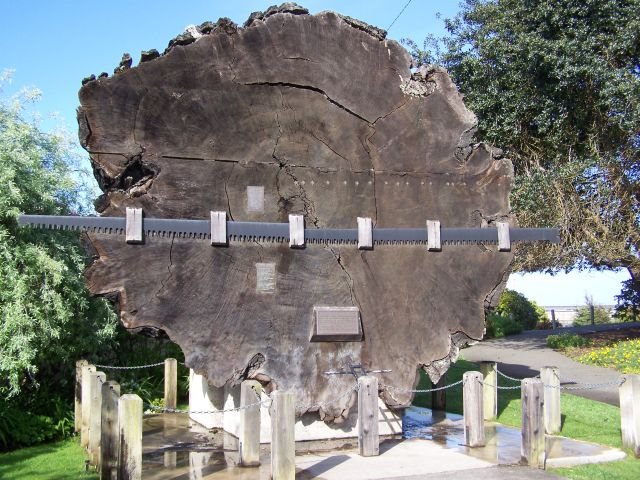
<box><xmin>18</xmin><ymin>210</ymin><xmax>559</xmax><ymax>250</ymax></box>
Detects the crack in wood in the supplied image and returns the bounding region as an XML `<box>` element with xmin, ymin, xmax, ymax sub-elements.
<box><xmin>244</xmin><ymin>81</ymin><xmax>373</xmax><ymax>125</ymax></box>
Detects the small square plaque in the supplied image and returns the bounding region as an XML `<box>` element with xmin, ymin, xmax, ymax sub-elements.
<box><xmin>310</xmin><ymin>306</ymin><xmax>362</xmax><ymax>342</ymax></box>
<box><xmin>256</xmin><ymin>263</ymin><xmax>275</xmax><ymax>293</ymax></box>
<box><xmin>246</xmin><ymin>186</ymin><xmax>265</xmax><ymax>213</ymax></box>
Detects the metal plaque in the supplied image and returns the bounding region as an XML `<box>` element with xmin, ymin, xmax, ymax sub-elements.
<box><xmin>310</xmin><ymin>306</ymin><xmax>362</xmax><ymax>342</ymax></box>
<box><xmin>246</xmin><ymin>186</ymin><xmax>265</xmax><ymax>213</ymax></box>
<box><xmin>256</xmin><ymin>263</ymin><xmax>275</xmax><ymax>293</ymax></box>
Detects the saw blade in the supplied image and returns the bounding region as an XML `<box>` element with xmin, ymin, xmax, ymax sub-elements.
<box><xmin>17</xmin><ymin>214</ymin><xmax>560</xmax><ymax>245</ymax></box>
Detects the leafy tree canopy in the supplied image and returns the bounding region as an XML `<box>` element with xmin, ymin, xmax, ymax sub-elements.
<box><xmin>495</xmin><ymin>288</ymin><xmax>547</xmax><ymax>330</ymax></box>
<box><xmin>0</xmin><ymin>75</ymin><xmax>117</xmax><ymax>397</ymax></box>
<box><xmin>404</xmin><ymin>0</ymin><xmax>640</xmax><ymax>289</ymax></box>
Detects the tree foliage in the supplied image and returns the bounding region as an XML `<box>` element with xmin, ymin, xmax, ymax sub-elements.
<box><xmin>0</xmin><ymin>82</ymin><xmax>118</xmax><ymax>398</ymax></box>
<box><xmin>495</xmin><ymin>288</ymin><xmax>547</xmax><ymax>330</ymax></box>
<box><xmin>404</xmin><ymin>0</ymin><xmax>640</xmax><ymax>288</ymax></box>
<box><xmin>574</xmin><ymin>305</ymin><xmax>613</xmax><ymax>325</ymax></box>
<box><xmin>614</xmin><ymin>278</ymin><xmax>640</xmax><ymax>321</ymax></box>
<box><xmin>0</xmin><ymin>77</ymin><xmax>190</xmax><ymax>450</ymax></box>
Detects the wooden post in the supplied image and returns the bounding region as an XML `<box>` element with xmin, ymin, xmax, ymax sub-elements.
<box><xmin>619</xmin><ymin>374</ymin><xmax>640</xmax><ymax>456</ymax></box>
<box><xmin>479</xmin><ymin>361</ymin><xmax>497</xmax><ymax>421</ymax></box>
<box><xmin>271</xmin><ymin>391</ymin><xmax>295</xmax><ymax>480</ymax></box>
<box><xmin>550</xmin><ymin>309</ymin><xmax>556</xmax><ymax>329</ymax></box>
<box><xmin>75</xmin><ymin>359</ymin><xmax>88</xmax><ymax>432</ymax></box>
<box><xmin>590</xmin><ymin>304</ymin><xmax>595</xmax><ymax>326</ymax></box>
<box><xmin>540</xmin><ymin>366</ymin><xmax>561</xmax><ymax>434</ymax></box>
<box><xmin>164</xmin><ymin>358</ymin><xmax>177</xmax><ymax>410</ymax></box>
<box><xmin>358</xmin><ymin>376</ymin><xmax>379</xmax><ymax>457</ymax></box>
<box><xmin>118</xmin><ymin>394</ymin><xmax>143</xmax><ymax>480</ymax></box>
<box><xmin>81</xmin><ymin>364</ymin><xmax>96</xmax><ymax>449</ymax></box>
<box><xmin>521</xmin><ymin>378</ymin><xmax>546</xmax><ymax>468</ymax></box>
<box><xmin>89</xmin><ymin>371</ymin><xmax>106</xmax><ymax>466</ymax></box>
<box><xmin>100</xmin><ymin>381</ymin><xmax>120</xmax><ymax>480</ymax></box>
<box><xmin>463</xmin><ymin>371</ymin><xmax>485</xmax><ymax>447</ymax></box>
<box><xmin>431</xmin><ymin>374</ymin><xmax>447</xmax><ymax>411</ymax></box>
<box><xmin>239</xmin><ymin>380</ymin><xmax>262</xmax><ymax>467</ymax></box>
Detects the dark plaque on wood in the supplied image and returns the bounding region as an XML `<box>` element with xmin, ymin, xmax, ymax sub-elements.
<box><xmin>310</xmin><ymin>306</ymin><xmax>362</xmax><ymax>342</ymax></box>
<box><xmin>78</xmin><ymin>4</ymin><xmax>514</xmax><ymax>422</ymax></box>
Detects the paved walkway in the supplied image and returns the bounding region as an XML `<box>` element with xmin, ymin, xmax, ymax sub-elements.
<box><xmin>141</xmin><ymin>410</ymin><xmax>628</xmax><ymax>479</ymax></box>
<box><xmin>463</xmin><ymin>322</ymin><xmax>640</xmax><ymax>405</ymax></box>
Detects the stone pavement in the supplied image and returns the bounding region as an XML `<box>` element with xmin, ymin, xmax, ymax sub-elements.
<box><xmin>141</xmin><ymin>410</ymin><xmax>626</xmax><ymax>479</ymax></box>
<box><xmin>463</xmin><ymin>322</ymin><xmax>640</xmax><ymax>405</ymax></box>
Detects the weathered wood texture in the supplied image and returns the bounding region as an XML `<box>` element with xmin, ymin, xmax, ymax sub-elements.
<box><xmin>431</xmin><ymin>374</ymin><xmax>447</xmax><ymax>411</ymax></box>
<box><xmin>540</xmin><ymin>366</ymin><xmax>561</xmax><ymax>435</ymax></box>
<box><xmin>479</xmin><ymin>361</ymin><xmax>497</xmax><ymax>421</ymax></box>
<box><xmin>78</xmin><ymin>5</ymin><xmax>515</xmax><ymax>421</ymax></box>
<box><xmin>619</xmin><ymin>374</ymin><xmax>640</xmax><ymax>456</ymax></box>
<box><xmin>239</xmin><ymin>380</ymin><xmax>262</xmax><ymax>467</ymax></box>
<box><xmin>75</xmin><ymin>359</ymin><xmax>88</xmax><ymax>432</ymax></box>
<box><xmin>521</xmin><ymin>378</ymin><xmax>546</xmax><ymax>468</ymax></box>
<box><xmin>358</xmin><ymin>376</ymin><xmax>380</xmax><ymax>457</ymax></box>
<box><xmin>101</xmin><ymin>381</ymin><xmax>120</xmax><ymax>480</ymax></box>
<box><xmin>81</xmin><ymin>364</ymin><xmax>96</xmax><ymax>448</ymax></box>
<box><xmin>118</xmin><ymin>394</ymin><xmax>143</xmax><ymax>480</ymax></box>
<box><xmin>89</xmin><ymin>371</ymin><xmax>106</xmax><ymax>466</ymax></box>
<box><xmin>164</xmin><ymin>358</ymin><xmax>177</xmax><ymax>410</ymax></box>
<box><xmin>271</xmin><ymin>391</ymin><xmax>295</xmax><ymax>480</ymax></box>
<box><xmin>463</xmin><ymin>371</ymin><xmax>485</xmax><ymax>447</ymax></box>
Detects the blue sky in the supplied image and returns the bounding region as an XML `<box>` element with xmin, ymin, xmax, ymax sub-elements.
<box><xmin>0</xmin><ymin>1</ymin><xmax>629</xmax><ymax>306</ymax></box>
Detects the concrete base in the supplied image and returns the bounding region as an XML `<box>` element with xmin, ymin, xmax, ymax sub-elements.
<box><xmin>188</xmin><ymin>370</ymin><xmax>403</xmax><ymax>442</ymax></box>
<box><xmin>188</xmin><ymin>370</ymin><xmax>224</xmax><ymax>429</ymax></box>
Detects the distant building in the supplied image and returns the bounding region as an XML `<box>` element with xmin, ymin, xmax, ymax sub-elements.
<box><xmin>542</xmin><ymin>305</ymin><xmax>616</xmax><ymax>327</ymax></box>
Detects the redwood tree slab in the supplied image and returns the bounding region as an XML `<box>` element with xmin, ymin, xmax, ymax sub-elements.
<box><xmin>78</xmin><ymin>4</ymin><xmax>514</xmax><ymax>422</ymax></box>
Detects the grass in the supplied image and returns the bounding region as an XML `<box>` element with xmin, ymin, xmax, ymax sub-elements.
<box><xmin>414</xmin><ymin>358</ymin><xmax>638</xmax><ymax>479</ymax></box>
<box><xmin>574</xmin><ymin>339</ymin><xmax>640</xmax><ymax>374</ymax></box>
<box><xmin>0</xmin><ymin>437</ymin><xmax>97</xmax><ymax>480</ymax></box>
<box><xmin>552</xmin><ymin>457</ymin><xmax>640</xmax><ymax>479</ymax></box>
<box><xmin>547</xmin><ymin>328</ymin><xmax>640</xmax><ymax>375</ymax></box>
<box><xmin>2</xmin><ymin>360</ymin><xmax>637</xmax><ymax>479</ymax></box>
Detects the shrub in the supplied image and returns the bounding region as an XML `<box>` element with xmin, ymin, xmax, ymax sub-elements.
<box><xmin>0</xmin><ymin>396</ymin><xmax>73</xmax><ymax>450</ymax></box>
<box><xmin>573</xmin><ymin>305</ymin><xmax>612</xmax><ymax>326</ymax></box>
<box><xmin>485</xmin><ymin>313</ymin><xmax>523</xmax><ymax>338</ymax></box>
<box><xmin>496</xmin><ymin>289</ymin><xmax>547</xmax><ymax>330</ymax></box>
<box><xmin>577</xmin><ymin>339</ymin><xmax>640</xmax><ymax>374</ymax></box>
<box><xmin>547</xmin><ymin>333</ymin><xmax>592</xmax><ymax>350</ymax></box>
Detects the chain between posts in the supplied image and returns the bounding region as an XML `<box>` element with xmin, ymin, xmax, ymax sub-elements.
<box><xmin>147</xmin><ymin>384</ymin><xmax>363</xmax><ymax>415</ymax></box>
<box><xmin>496</xmin><ymin>368</ymin><xmax>538</xmax><ymax>382</ymax></box>
<box><xmin>549</xmin><ymin>378</ymin><xmax>626</xmax><ymax>390</ymax></box>
<box><xmin>381</xmin><ymin>378</ymin><xmax>464</xmax><ymax>393</ymax></box>
<box><xmin>94</xmin><ymin>361</ymin><xmax>165</xmax><ymax>370</ymax></box>
<box><xmin>480</xmin><ymin>377</ymin><xmax>626</xmax><ymax>391</ymax></box>
<box><xmin>93</xmin><ymin>360</ymin><xmax>626</xmax><ymax>402</ymax></box>
<box><xmin>147</xmin><ymin>397</ymin><xmax>272</xmax><ymax>415</ymax></box>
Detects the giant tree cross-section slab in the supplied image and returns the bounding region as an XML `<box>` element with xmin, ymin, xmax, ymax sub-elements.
<box><xmin>78</xmin><ymin>4</ymin><xmax>514</xmax><ymax>422</ymax></box>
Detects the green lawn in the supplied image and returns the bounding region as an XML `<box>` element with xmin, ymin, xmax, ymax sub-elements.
<box><xmin>3</xmin><ymin>361</ymin><xmax>639</xmax><ymax>479</ymax></box>
<box><xmin>414</xmin><ymin>358</ymin><xmax>639</xmax><ymax>479</ymax></box>
<box><xmin>0</xmin><ymin>437</ymin><xmax>96</xmax><ymax>480</ymax></box>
